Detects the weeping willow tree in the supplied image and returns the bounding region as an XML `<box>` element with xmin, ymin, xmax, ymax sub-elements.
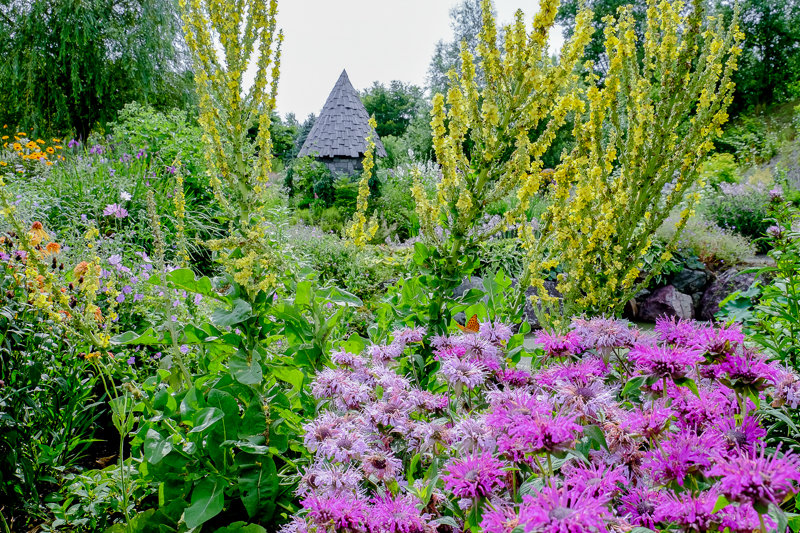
<box><xmin>0</xmin><ymin>0</ymin><xmax>194</xmax><ymax>137</ymax></box>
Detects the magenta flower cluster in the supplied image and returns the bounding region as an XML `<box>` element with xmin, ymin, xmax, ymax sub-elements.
<box><xmin>286</xmin><ymin>316</ymin><xmax>800</xmax><ymax>533</ymax></box>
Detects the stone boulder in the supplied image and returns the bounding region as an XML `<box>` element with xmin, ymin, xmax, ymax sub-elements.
<box><xmin>699</xmin><ymin>268</ymin><xmax>757</xmax><ymax>321</ymax></box>
<box><xmin>521</xmin><ymin>280</ymin><xmax>561</xmax><ymax>330</ymax></box>
<box><xmin>671</xmin><ymin>268</ymin><xmax>709</xmax><ymax>295</ymax></box>
<box><xmin>638</xmin><ymin>285</ymin><xmax>694</xmax><ymax>321</ymax></box>
<box><xmin>453</xmin><ymin>276</ymin><xmax>483</xmax><ymax>299</ymax></box>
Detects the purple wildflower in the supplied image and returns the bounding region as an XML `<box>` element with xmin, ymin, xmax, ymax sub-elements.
<box><xmin>643</xmin><ymin>429</ymin><xmax>716</xmax><ymax>485</ymax></box>
<box><xmin>534</xmin><ymin>330</ymin><xmax>582</xmax><ymax>358</ymax></box>
<box><xmin>89</xmin><ymin>144</ymin><xmax>104</xmax><ymax>155</ymax></box>
<box><xmin>629</xmin><ymin>344</ymin><xmax>703</xmax><ymax>381</ymax></box>
<box><xmin>441</xmin><ymin>452</ymin><xmax>506</xmax><ymax>499</ymax></box>
<box><xmin>478</xmin><ymin>320</ymin><xmax>513</xmax><ymax>345</ymax></box>
<box><xmin>440</xmin><ymin>356</ymin><xmax>487</xmax><ymax>390</ymax></box>
<box><xmin>303</xmin><ymin>494</ymin><xmax>367</xmax><ymax>531</ymax></box>
<box><xmin>392</xmin><ymin>326</ymin><xmax>426</xmax><ymax>344</ymax></box>
<box><xmin>562</xmin><ymin>460</ymin><xmax>627</xmax><ymax>499</ymax></box>
<box><xmin>619</xmin><ymin>487</ymin><xmax>664</xmax><ymax>528</ymax></box>
<box><xmin>571</xmin><ymin>316</ymin><xmax>638</xmax><ymax>351</ymax></box>
<box><xmin>103</xmin><ymin>203</ymin><xmax>129</xmax><ymax>218</ymax></box>
<box><xmin>361</xmin><ymin>450</ymin><xmax>402</xmax><ymax>482</ymax></box>
<box><xmin>514</xmin><ymin>487</ymin><xmax>611</xmax><ymax>532</ymax></box>
<box><xmin>709</xmin><ymin>444</ymin><xmax>800</xmax><ymax>509</ymax></box>
<box><xmin>716</xmin><ymin>350</ymin><xmax>780</xmax><ymax>393</ymax></box>
<box><xmin>368</xmin><ymin>493</ymin><xmax>427</xmax><ymax>533</ymax></box>
<box><xmin>708</xmin><ymin>416</ymin><xmax>765</xmax><ymax>454</ymax></box>
<box><xmin>297</xmin><ymin>463</ymin><xmax>361</xmax><ymax>497</ymax></box>
<box><xmin>136</xmin><ymin>148</ymin><xmax>146</xmax><ymax>159</ymax></box>
<box><xmin>654</xmin><ymin>490</ymin><xmax>720</xmax><ymax>532</ymax></box>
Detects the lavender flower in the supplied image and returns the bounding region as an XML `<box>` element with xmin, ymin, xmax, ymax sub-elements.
<box><xmin>440</xmin><ymin>356</ymin><xmax>487</xmax><ymax>390</ymax></box>
<box><xmin>368</xmin><ymin>493</ymin><xmax>427</xmax><ymax>533</ymax></box>
<box><xmin>619</xmin><ymin>487</ymin><xmax>664</xmax><ymax>528</ymax></box>
<box><xmin>513</xmin><ymin>487</ymin><xmax>611</xmax><ymax>532</ymax></box>
<box><xmin>361</xmin><ymin>450</ymin><xmax>402</xmax><ymax>482</ymax></box>
<box><xmin>629</xmin><ymin>344</ymin><xmax>703</xmax><ymax>381</ymax></box>
<box><xmin>643</xmin><ymin>429</ymin><xmax>716</xmax><ymax>485</ymax></box>
<box><xmin>297</xmin><ymin>463</ymin><xmax>361</xmax><ymax>497</ymax></box>
<box><xmin>654</xmin><ymin>490</ymin><xmax>720</xmax><ymax>532</ymax></box>
<box><xmin>442</xmin><ymin>452</ymin><xmax>506</xmax><ymax>499</ymax></box>
<box><xmin>534</xmin><ymin>330</ymin><xmax>582</xmax><ymax>358</ymax></box>
<box><xmin>392</xmin><ymin>326</ymin><xmax>426</xmax><ymax>344</ymax></box>
<box><xmin>103</xmin><ymin>203</ymin><xmax>129</xmax><ymax>219</ymax></box>
<box><xmin>302</xmin><ymin>494</ymin><xmax>366</xmax><ymax>531</ymax></box>
<box><xmin>710</xmin><ymin>444</ymin><xmax>800</xmax><ymax>508</ymax></box>
<box><xmin>478</xmin><ymin>320</ymin><xmax>513</xmax><ymax>345</ymax></box>
<box><xmin>571</xmin><ymin>316</ymin><xmax>637</xmax><ymax>351</ymax></box>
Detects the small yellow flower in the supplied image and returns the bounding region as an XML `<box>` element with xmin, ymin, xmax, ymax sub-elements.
<box><xmin>36</xmin><ymin>139</ymin><xmax>45</xmax><ymax>144</ymax></box>
<box><xmin>84</xmin><ymin>351</ymin><xmax>101</xmax><ymax>360</ymax></box>
<box><xmin>46</xmin><ymin>147</ymin><xmax>54</xmax><ymax>154</ymax></box>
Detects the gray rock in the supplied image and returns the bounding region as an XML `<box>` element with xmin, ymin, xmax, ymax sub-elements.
<box><xmin>671</xmin><ymin>268</ymin><xmax>709</xmax><ymax>295</ymax></box>
<box><xmin>521</xmin><ymin>281</ymin><xmax>561</xmax><ymax>330</ymax></box>
<box><xmin>453</xmin><ymin>276</ymin><xmax>484</xmax><ymax>299</ymax></box>
<box><xmin>699</xmin><ymin>268</ymin><xmax>758</xmax><ymax>321</ymax></box>
<box><xmin>639</xmin><ymin>285</ymin><xmax>694</xmax><ymax>321</ymax></box>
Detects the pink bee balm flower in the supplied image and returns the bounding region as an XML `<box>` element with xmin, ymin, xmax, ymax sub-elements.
<box><xmin>442</xmin><ymin>452</ymin><xmax>506</xmax><ymax>499</ymax></box>
<box><xmin>709</xmin><ymin>444</ymin><xmax>800</xmax><ymax>509</ymax></box>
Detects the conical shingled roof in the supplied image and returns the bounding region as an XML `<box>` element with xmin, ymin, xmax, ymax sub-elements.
<box><xmin>298</xmin><ymin>70</ymin><xmax>387</xmax><ymax>159</ymax></box>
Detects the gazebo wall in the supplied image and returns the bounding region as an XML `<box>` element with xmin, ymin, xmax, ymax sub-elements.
<box><xmin>320</xmin><ymin>156</ymin><xmax>363</xmax><ymax>176</ymax></box>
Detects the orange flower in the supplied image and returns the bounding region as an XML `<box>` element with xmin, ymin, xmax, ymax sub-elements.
<box><xmin>36</xmin><ymin>139</ymin><xmax>45</xmax><ymax>144</ymax></box>
<box><xmin>93</xmin><ymin>307</ymin><xmax>103</xmax><ymax>322</ymax></box>
<box><xmin>46</xmin><ymin>147</ymin><xmax>54</xmax><ymax>154</ymax></box>
<box><xmin>43</xmin><ymin>242</ymin><xmax>61</xmax><ymax>256</ymax></box>
<box><xmin>28</xmin><ymin>221</ymin><xmax>49</xmax><ymax>246</ymax></box>
<box><xmin>73</xmin><ymin>261</ymin><xmax>89</xmax><ymax>277</ymax></box>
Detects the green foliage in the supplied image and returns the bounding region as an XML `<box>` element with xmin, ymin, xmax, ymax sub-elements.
<box><xmin>110</xmin><ymin>102</ymin><xmax>210</xmax><ymax>201</ymax></box>
<box><xmin>699</xmin><ymin>153</ymin><xmax>741</xmax><ymax>185</ymax></box>
<box><xmin>0</xmin><ymin>262</ymin><xmax>102</xmax><ymax>525</ymax></box>
<box><xmin>714</xmin><ymin>0</ymin><xmax>800</xmax><ymax>112</ymax></box>
<box><xmin>656</xmin><ymin>213</ymin><xmax>756</xmax><ymax>268</ymax></box>
<box><xmin>0</xmin><ymin>0</ymin><xmax>193</xmax><ymax>137</ymax></box>
<box><xmin>284</xmin><ymin>157</ymin><xmax>334</xmax><ymax>207</ymax></box>
<box><xmin>361</xmin><ymin>81</ymin><xmax>425</xmax><ymax>140</ymax></box>
<box><xmin>720</xmin><ymin>198</ymin><xmax>800</xmax><ymax>367</ymax></box>
<box><xmin>702</xmin><ymin>182</ymin><xmax>773</xmax><ymax>251</ymax></box>
<box><xmin>716</xmin><ymin>111</ymin><xmax>783</xmax><ymax>164</ymax></box>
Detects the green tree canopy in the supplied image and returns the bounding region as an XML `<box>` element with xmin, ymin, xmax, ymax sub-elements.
<box><xmin>361</xmin><ymin>81</ymin><xmax>425</xmax><ymax>139</ymax></box>
<box><xmin>0</xmin><ymin>0</ymin><xmax>194</xmax><ymax>137</ymax></box>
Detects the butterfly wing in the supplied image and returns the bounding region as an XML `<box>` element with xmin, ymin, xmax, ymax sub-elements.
<box><xmin>465</xmin><ymin>314</ymin><xmax>480</xmax><ymax>333</ymax></box>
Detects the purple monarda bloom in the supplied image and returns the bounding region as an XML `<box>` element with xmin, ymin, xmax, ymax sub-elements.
<box><xmin>709</xmin><ymin>444</ymin><xmax>800</xmax><ymax>509</ymax></box>
<box><xmin>514</xmin><ymin>487</ymin><xmax>611</xmax><ymax>532</ymax></box>
<box><xmin>654</xmin><ymin>490</ymin><xmax>721</xmax><ymax>532</ymax></box>
<box><xmin>440</xmin><ymin>356</ymin><xmax>487</xmax><ymax>390</ymax></box>
<box><xmin>368</xmin><ymin>493</ymin><xmax>427</xmax><ymax>533</ymax></box>
<box><xmin>441</xmin><ymin>452</ymin><xmax>506</xmax><ymax>499</ymax></box>
<box><xmin>629</xmin><ymin>344</ymin><xmax>703</xmax><ymax>381</ymax></box>
<box><xmin>302</xmin><ymin>494</ymin><xmax>367</xmax><ymax>531</ymax></box>
<box><xmin>571</xmin><ymin>316</ymin><xmax>638</xmax><ymax>351</ymax></box>
<box><xmin>534</xmin><ymin>330</ymin><xmax>583</xmax><ymax>358</ymax></box>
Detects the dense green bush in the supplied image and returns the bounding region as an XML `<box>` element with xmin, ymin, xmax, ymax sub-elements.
<box><xmin>702</xmin><ymin>182</ymin><xmax>773</xmax><ymax>252</ymax></box>
<box><xmin>288</xmin><ymin>225</ymin><xmax>401</xmax><ymax>305</ymax></box>
<box><xmin>284</xmin><ymin>156</ymin><xmax>334</xmax><ymax>207</ymax></box>
<box><xmin>656</xmin><ymin>213</ymin><xmax>756</xmax><ymax>268</ymax></box>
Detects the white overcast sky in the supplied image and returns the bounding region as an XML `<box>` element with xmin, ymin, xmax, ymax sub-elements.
<box><xmin>273</xmin><ymin>1</ymin><xmax>565</xmax><ymax>119</ymax></box>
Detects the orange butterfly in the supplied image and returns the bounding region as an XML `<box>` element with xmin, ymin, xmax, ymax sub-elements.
<box><xmin>457</xmin><ymin>314</ymin><xmax>480</xmax><ymax>334</ymax></box>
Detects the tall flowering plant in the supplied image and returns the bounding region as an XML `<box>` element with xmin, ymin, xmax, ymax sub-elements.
<box><xmin>179</xmin><ymin>0</ymin><xmax>281</xmax><ymax>224</ymax></box>
<box><xmin>285</xmin><ymin>317</ymin><xmax>800</xmax><ymax>532</ymax></box>
<box><xmin>523</xmin><ymin>0</ymin><xmax>743</xmax><ymax>327</ymax></box>
<box><xmin>406</xmin><ymin>0</ymin><xmax>592</xmax><ymax>332</ymax></box>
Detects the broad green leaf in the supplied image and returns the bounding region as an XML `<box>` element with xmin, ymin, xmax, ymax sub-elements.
<box><xmin>582</xmin><ymin>424</ymin><xmax>609</xmax><ymax>451</ymax></box>
<box><xmin>238</xmin><ymin>456</ymin><xmax>278</xmax><ymax>518</ymax></box>
<box><xmin>163</xmin><ymin>268</ymin><xmax>228</xmax><ymax>302</ymax></box>
<box><xmin>190</xmin><ymin>407</ymin><xmax>224</xmax><ymax>434</ymax></box>
<box><xmin>230</xmin><ymin>349</ymin><xmax>262</xmax><ymax>385</ymax></box>
<box><xmin>213</xmin><ymin>523</ymin><xmax>267</xmax><ymax>533</ymax></box>
<box><xmin>295</xmin><ymin>280</ymin><xmax>312</xmax><ymax>307</ymax></box>
<box><xmin>212</xmin><ymin>298</ymin><xmax>253</xmax><ymax>328</ymax></box>
<box><xmin>712</xmin><ymin>494</ymin><xmax>731</xmax><ymax>513</ymax></box>
<box><xmin>184</xmin><ymin>478</ymin><xmax>224</xmax><ymax>529</ymax></box>
<box><xmin>143</xmin><ymin>429</ymin><xmax>173</xmax><ymax>464</ymax></box>
<box><xmin>111</xmin><ymin>328</ymin><xmax>164</xmax><ymax>346</ymax></box>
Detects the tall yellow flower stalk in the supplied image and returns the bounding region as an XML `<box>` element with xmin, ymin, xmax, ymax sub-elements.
<box><xmin>179</xmin><ymin>0</ymin><xmax>282</xmax><ymax>224</ymax></box>
<box><xmin>524</xmin><ymin>0</ymin><xmax>743</xmax><ymax>327</ymax></box>
<box><xmin>346</xmin><ymin>117</ymin><xmax>379</xmax><ymax>247</ymax></box>
<box><xmin>413</xmin><ymin>0</ymin><xmax>592</xmax><ymax>279</ymax></box>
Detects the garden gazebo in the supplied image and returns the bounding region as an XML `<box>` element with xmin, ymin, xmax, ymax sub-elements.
<box><xmin>298</xmin><ymin>69</ymin><xmax>386</xmax><ymax>175</ymax></box>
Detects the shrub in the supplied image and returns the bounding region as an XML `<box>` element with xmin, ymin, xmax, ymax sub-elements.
<box><xmin>699</xmin><ymin>152</ymin><xmax>740</xmax><ymax>185</ymax></box>
<box><xmin>703</xmin><ymin>181</ymin><xmax>773</xmax><ymax>251</ymax></box>
<box><xmin>285</xmin><ymin>156</ymin><xmax>335</xmax><ymax>207</ymax></box>
<box><xmin>656</xmin><ymin>213</ymin><xmax>756</xmax><ymax>268</ymax></box>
